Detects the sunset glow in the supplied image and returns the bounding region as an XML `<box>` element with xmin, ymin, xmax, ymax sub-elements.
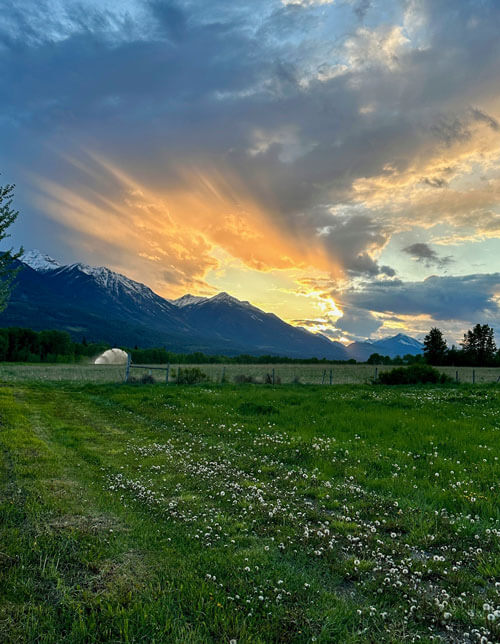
<box><xmin>2</xmin><ymin>0</ymin><xmax>499</xmax><ymax>343</ymax></box>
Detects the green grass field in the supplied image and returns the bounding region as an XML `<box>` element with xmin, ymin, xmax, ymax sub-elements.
<box><xmin>1</xmin><ymin>379</ymin><xmax>499</xmax><ymax>643</ymax></box>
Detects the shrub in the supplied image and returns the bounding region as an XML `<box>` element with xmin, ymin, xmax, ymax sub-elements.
<box><xmin>234</xmin><ymin>374</ymin><xmax>256</xmax><ymax>384</ymax></box>
<box><xmin>176</xmin><ymin>367</ymin><xmax>208</xmax><ymax>385</ymax></box>
<box><xmin>141</xmin><ymin>374</ymin><xmax>156</xmax><ymax>384</ymax></box>
<box><xmin>377</xmin><ymin>364</ymin><xmax>451</xmax><ymax>385</ymax></box>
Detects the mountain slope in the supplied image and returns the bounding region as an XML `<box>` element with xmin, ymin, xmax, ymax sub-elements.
<box><xmin>0</xmin><ymin>261</ymin><xmax>204</xmax><ymax>350</ymax></box>
<box><xmin>347</xmin><ymin>333</ymin><xmax>424</xmax><ymax>361</ymax></box>
<box><xmin>0</xmin><ymin>252</ymin><xmax>349</xmax><ymax>358</ymax></box>
<box><xmin>176</xmin><ymin>292</ymin><xmax>349</xmax><ymax>359</ymax></box>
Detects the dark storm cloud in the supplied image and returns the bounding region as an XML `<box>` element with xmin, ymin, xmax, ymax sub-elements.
<box><xmin>335</xmin><ymin>307</ymin><xmax>382</xmax><ymax>337</ymax></box>
<box><xmin>471</xmin><ymin>107</ymin><xmax>500</xmax><ymax>131</ymax></box>
<box><xmin>422</xmin><ymin>177</ymin><xmax>448</xmax><ymax>188</ymax></box>
<box><xmin>353</xmin><ymin>0</ymin><xmax>372</xmax><ymax>22</ymax></box>
<box><xmin>402</xmin><ymin>243</ymin><xmax>453</xmax><ymax>269</ymax></box>
<box><xmin>2</xmin><ymin>0</ymin><xmax>500</xmax><ymax>283</ymax></box>
<box><xmin>346</xmin><ymin>273</ymin><xmax>500</xmax><ymax>321</ymax></box>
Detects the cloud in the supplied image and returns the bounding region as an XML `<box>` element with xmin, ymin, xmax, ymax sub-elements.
<box><xmin>471</xmin><ymin>108</ymin><xmax>499</xmax><ymax>131</ymax></box>
<box><xmin>421</xmin><ymin>177</ymin><xmax>448</xmax><ymax>188</ymax></box>
<box><xmin>1</xmin><ymin>0</ymin><xmax>500</xmax><ymax>306</ymax></box>
<box><xmin>353</xmin><ymin>0</ymin><xmax>372</xmax><ymax>22</ymax></box>
<box><xmin>334</xmin><ymin>308</ymin><xmax>382</xmax><ymax>337</ymax></box>
<box><xmin>402</xmin><ymin>242</ymin><xmax>453</xmax><ymax>269</ymax></box>
<box><xmin>345</xmin><ymin>273</ymin><xmax>500</xmax><ymax>321</ymax></box>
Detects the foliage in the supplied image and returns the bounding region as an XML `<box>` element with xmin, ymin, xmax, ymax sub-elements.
<box><xmin>0</xmin><ymin>182</ymin><xmax>23</xmax><ymax>312</ymax></box>
<box><xmin>233</xmin><ymin>373</ymin><xmax>256</xmax><ymax>383</ymax></box>
<box><xmin>175</xmin><ymin>367</ymin><xmax>208</xmax><ymax>384</ymax></box>
<box><xmin>461</xmin><ymin>323</ymin><xmax>497</xmax><ymax>366</ymax></box>
<box><xmin>0</xmin><ymin>323</ymin><xmax>499</xmax><ymax>368</ymax></box>
<box><xmin>0</xmin><ymin>326</ymin><xmax>109</xmax><ymax>362</ymax></box>
<box><xmin>423</xmin><ymin>327</ymin><xmax>448</xmax><ymax>365</ymax></box>
<box><xmin>377</xmin><ymin>363</ymin><xmax>452</xmax><ymax>385</ymax></box>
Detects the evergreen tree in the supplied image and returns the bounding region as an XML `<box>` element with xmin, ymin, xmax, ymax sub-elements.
<box><xmin>0</xmin><ymin>181</ymin><xmax>23</xmax><ymax>312</ymax></box>
<box><xmin>423</xmin><ymin>327</ymin><xmax>448</xmax><ymax>365</ymax></box>
<box><xmin>461</xmin><ymin>324</ymin><xmax>496</xmax><ymax>366</ymax></box>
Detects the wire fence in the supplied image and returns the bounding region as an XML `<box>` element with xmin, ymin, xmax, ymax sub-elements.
<box><xmin>0</xmin><ymin>362</ymin><xmax>499</xmax><ymax>384</ymax></box>
<box><xmin>127</xmin><ymin>363</ymin><xmax>500</xmax><ymax>385</ymax></box>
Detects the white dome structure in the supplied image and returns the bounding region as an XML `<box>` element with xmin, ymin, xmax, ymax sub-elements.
<box><xmin>94</xmin><ymin>348</ymin><xmax>129</xmax><ymax>365</ymax></box>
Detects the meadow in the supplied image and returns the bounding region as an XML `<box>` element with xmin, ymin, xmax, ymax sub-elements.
<box><xmin>1</xmin><ymin>376</ymin><xmax>499</xmax><ymax>643</ymax></box>
<box><xmin>0</xmin><ymin>361</ymin><xmax>498</xmax><ymax>384</ymax></box>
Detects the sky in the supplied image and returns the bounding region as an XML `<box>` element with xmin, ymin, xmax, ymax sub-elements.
<box><xmin>1</xmin><ymin>0</ymin><xmax>499</xmax><ymax>344</ymax></box>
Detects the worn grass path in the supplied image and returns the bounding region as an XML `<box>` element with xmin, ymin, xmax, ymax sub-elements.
<box><xmin>1</xmin><ymin>382</ymin><xmax>499</xmax><ymax>643</ymax></box>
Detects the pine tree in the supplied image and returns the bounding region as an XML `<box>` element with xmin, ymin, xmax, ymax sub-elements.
<box><xmin>0</xmin><ymin>182</ymin><xmax>23</xmax><ymax>312</ymax></box>
<box><xmin>423</xmin><ymin>327</ymin><xmax>448</xmax><ymax>365</ymax></box>
<box><xmin>461</xmin><ymin>324</ymin><xmax>496</xmax><ymax>366</ymax></box>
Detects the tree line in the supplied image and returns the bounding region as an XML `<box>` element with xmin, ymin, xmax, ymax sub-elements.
<box><xmin>0</xmin><ymin>330</ymin><xmax>361</xmax><ymax>364</ymax></box>
<box><xmin>0</xmin><ymin>324</ymin><xmax>498</xmax><ymax>366</ymax></box>
<box><xmin>0</xmin><ymin>327</ymin><xmax>108</xmax><ymax>363</ymax></box>
<box><xmin>422</xmin><ymin>324</ymin><xmax>498</xmax><ymax>367</ymax></box>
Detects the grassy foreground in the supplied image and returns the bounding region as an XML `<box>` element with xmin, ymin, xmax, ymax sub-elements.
<box><xmin>1</xmin><ymin>382</ymin><xmax>499</xmax><ymax>643</ymax></box>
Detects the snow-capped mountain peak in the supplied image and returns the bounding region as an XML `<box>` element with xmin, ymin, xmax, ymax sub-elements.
<box><xmin>22</xmin><ymin>249</ymin><xmax>61</xmax><ymax>273</ymax></box>
<box><xmin>208</xmin><ymin>292</ymin><xmax>243</xmax><ymax>305</ymax></box>
<box><xmin>171</xmin><ymin>292</ymin><xmax>254</xmax><ymax>309</ymax></box>
<box><xmin>170</xmin><ymin>294</ymin><xmax>208</xmax><ymax>307</ymax></box>
<box><xmin>52</xmin><ymin>262</ymin><xmax>169</xmax><ymax>309</ymax></box>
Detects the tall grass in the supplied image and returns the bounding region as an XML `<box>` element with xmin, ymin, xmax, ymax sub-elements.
<box><xmin>0</xmin><ymin>381</ymin><xmax>499</xmax><ymax>642</ymax></box>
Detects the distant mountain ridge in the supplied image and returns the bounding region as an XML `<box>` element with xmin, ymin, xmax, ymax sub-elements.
<box><xmin>0</xmin><ymin>250</ymin><xmax>423</xmax><ymax>359</ymax></box>
<box><xmin>346</xmin><ymin>333</ymin><xmax>424</xmax><ymax>361</ymax></box>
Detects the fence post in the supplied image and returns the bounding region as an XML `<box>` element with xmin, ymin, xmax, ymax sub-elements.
<box><xmin>329</xmin><ymin>369</ymin><xmax>333</xmax><ymax>385</ymax></box>
<box><xmin>456</xmin><ymin>370</ymin><xmax>459</xmax><ymax>383</ymax></box>
<box><xmin>374</xmin><ymin>367</ymin><xmax>378</xmax><ymax>380</ymax></box>
<box><xmin>166</xmin><ymin>363</ymin><xmax>170</xmax><ymax>384</ymax></box>
<box><xmin>125</xmin><ymin>353</ymin><xmax>131</xmax><ymax>383</ymax></box>
<box><xmin>272</xmin><ymin>368</ymin><xmax>275</xmax><ymax>385</ymax></box>
<box><xmin>322</xmin><ymin>369</ymin><xmax>326</xmax><ymax>385</ymax></box>
<box><xmin>472</xmin><ymin>369</ymin><xmax>475</xmax><ymax>384</ymax></box>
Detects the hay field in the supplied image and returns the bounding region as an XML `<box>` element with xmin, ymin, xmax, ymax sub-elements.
<box><xmin>0</xmin><ymin>361</ymin><xmax>498</xmax><ymax>384</ymax></box>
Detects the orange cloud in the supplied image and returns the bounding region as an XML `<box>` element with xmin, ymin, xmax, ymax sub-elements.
<box><xmin>33</xmin><ymin>152</ymin><xmax>343</xmax><ymax>297</ymax></box>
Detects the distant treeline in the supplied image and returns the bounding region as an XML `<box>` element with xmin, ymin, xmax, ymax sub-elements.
<box><xmin>0</xmin><ymin>328</ymin><xmax>365</xmax><ymax>364</ymax></box>
<box><xmin>421</xmin><ymin>324</ymin><xmax>499</xmax><ymax>367</ymax></box>
<box><xmin>0</xmin><ymin>327</ymin><xmax>108</xmax><ymax>363</ymax></box>
<box><xmin>368</xmin><ymin>325</ymin><xmax>500</xmax><ymax>368</ymax></box>
<box><xmin>128</xmin><ymin>347</ymin><xmax>360</xmax><ymax>365</ymax></box>
<box><xmin>0</xmin><ymin>324</ymin><xmax>498</xmax><ymax>367</ymax></box>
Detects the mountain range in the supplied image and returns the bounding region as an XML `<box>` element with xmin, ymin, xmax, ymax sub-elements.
<box><xmin>0</xmin><ymin>250</ymin><xmax>424</xmax><ymax>360</ymax></box>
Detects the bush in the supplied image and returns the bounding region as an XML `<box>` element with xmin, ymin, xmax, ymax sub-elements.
<box><xmin>377</xmin><ymin>364</ymin><xmax>451</xmax><ymax>385</ymax></box>
<box><xmin>234</xmin><ymin>374</ymin><xmax>256</xmax><ymax>384</ymax></box>
<box><xmin>141</xmin><ymin>374</ymin><xmax>156</xmax><ymax>384</ymax></box>
<box><xmin>176</xmin><ymin>367</ymin><xmax>208</xmax><ymax>385</ymax></box>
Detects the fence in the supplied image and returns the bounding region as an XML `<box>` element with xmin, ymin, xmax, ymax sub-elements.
<box><xmin>121</xmin><ymin>361</ymin><xmax>500</xmax><ymax>385</ymax></box>
<box><xmin>125</xmin><ymin>354</ymin><xmax>170</xmax><ymax>383</ymax></box>
<box><xmin>0</xmin><ymin>362</ymin><xmax>498</xmax><ymax>385</ymax></box>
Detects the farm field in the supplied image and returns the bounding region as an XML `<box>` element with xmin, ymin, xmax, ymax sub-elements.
<box><xmin>1</xmin><ymin>381</ymin><xmax>499</xmax><ymax>643</ymax></box>
<box><xmin>0</xmin><ymin>361</ymin><xmax>498</xmax><ymax>384</ymax></box>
